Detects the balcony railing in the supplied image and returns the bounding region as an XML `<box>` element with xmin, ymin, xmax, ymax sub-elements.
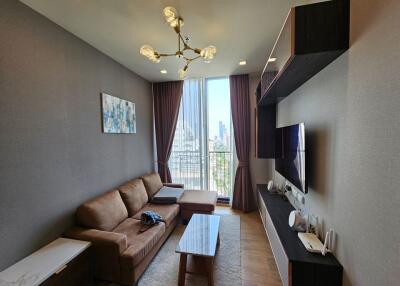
<box><xmin>169</xmin><ymin>151</ymin><xmax>203</xmax><ymax>190</ymax></box>
<box><xmin>208</xmin><ymin>151</ymin><xmax>232</xmax><ymax>199</ymax></box>
<box><xmin>169</xmin><ymin>150</ymin><xmax>233</xmax><ymax>199</ymax></box>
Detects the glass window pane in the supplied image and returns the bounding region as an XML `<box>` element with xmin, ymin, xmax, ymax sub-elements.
<box><xmin>206</xmin><ymin>78</ymin><xmax>233</xmax><ymax>199</ymax></box>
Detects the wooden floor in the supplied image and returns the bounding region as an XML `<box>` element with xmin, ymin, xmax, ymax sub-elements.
<box><xmin>215</xmin><ymin>206</ymin><xmax>282</xmax><ymax>286</ymax></box>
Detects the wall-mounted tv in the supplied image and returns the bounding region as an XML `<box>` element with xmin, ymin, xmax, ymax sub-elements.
<box><xmin>275</xmin><ymin>123</ymin><xmax>307</xmax><ymax>193</ymax></box>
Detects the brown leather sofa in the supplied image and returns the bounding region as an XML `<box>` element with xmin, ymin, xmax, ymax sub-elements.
<box><xmin>64</xmin><ymin>173</ymin><xmax>182</xmax><ymax>285</ymax></box>
<box><xmin>65</xmin><ymin>172</ymin><xmax>217</xmax><ymax>285</ymax></box>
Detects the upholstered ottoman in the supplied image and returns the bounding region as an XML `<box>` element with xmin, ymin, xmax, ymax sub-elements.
<box><xmin>178</xmin><ymin>190</ymin><xmax>218</xmax><ymax>223</ymax></box>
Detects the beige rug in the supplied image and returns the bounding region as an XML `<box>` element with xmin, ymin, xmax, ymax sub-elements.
<box><xmin>137</xmin><ymin>214</ymin><xmax>241</xmax><ymax>286</ymax></box>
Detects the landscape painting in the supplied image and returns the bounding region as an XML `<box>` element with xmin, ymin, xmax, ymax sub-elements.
<box><xmin>101</xmin><ymin>93</ymin><xmax>136</xmax><ymax>134</ymax></box>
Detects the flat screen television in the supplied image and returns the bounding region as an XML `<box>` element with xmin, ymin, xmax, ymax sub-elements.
<box><xmin>275</xmin><ymin>123</ymin><xmax>307</xmax><ymax>193</ymax></box>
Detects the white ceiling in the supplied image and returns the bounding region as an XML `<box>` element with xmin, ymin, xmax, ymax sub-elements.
<box><xmin>20</xmin><ymin>0</ymin><xmax>316</xmax><ymax>82</ymax></box>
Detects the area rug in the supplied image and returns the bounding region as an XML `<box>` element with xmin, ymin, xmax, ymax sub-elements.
<box><xmin>138</xmin><ymin>214</ymin><xmax>241</xmax><ymax>286</ymax></box>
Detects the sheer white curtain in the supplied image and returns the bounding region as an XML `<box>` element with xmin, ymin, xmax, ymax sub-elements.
<box><xmin>169</xmin><ymin>79</ymin><xmax>207</xmax><ymax>189</ymax></box>
<box><xmin>169</xmin><ymin>78</ymin><xmax>234</xmax><ymax>201</ymax></box>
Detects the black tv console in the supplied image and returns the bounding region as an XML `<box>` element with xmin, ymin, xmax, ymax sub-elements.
<box><xmin>256</xmin><ymin>184</ymin><xmax>343</xmax><ymax>286</ymax></box>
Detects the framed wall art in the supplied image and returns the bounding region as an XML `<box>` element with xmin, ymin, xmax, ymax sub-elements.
<box><xmin>101</xmin><ymin>93</ymin><xmax>136</xmax><ymax>134</ymax></box>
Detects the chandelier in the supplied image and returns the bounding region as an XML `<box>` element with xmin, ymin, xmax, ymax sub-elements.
<box><xmin>140</xmin><ymin>6</ymin><xmax>217</xmax><ymax>79</ymax></box>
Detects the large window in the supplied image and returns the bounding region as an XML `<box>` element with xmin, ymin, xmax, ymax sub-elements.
<box><xmin>169</xmin><ymin>78</ymin><xmax>234</xmax><ymax>200</ymax></box>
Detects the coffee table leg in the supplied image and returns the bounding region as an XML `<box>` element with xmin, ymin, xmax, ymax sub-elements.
<box><xmin>178</xmin><ymin>254</ymin><xmax>187</xmax><ymax>286</ymax></box>
<box><xmin>207</xmin><ymin>257</ymin><xmax>214</xmax><ymax>286</ymax></box>
<box><xmin>217</xmin><ymin>232</ymin><xmax>220</xmax><ymax>248</ymax></box>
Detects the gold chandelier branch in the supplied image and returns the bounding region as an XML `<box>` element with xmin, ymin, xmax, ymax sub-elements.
<box><xmin>157</xmin><ymin>53</ymin><xmax>176</xmax><ymax>57</ymax></box>
<box><xmin>183</xmin><ymin>55</ymin><xmax>201</xmax><ymax>62</ymax></box>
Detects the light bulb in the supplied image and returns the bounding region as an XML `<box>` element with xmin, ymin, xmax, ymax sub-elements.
<box><xmin>163</xmin><ymin>6</ymin><xmax>178</xmax><ymax>24</ymax></box>
<box><xmin>140</xmin><ymin>45</ymin><xmax>160</xmax><ymax>63</ymax></box>
<box><xmin>178</xmin><ymin>68</ymin><xmax>187</xmax><ymax>79</ymax></box>
<box><xmin>200</xmin><ymin>45</ymin><xmax>217</xmax><ymax>61</ymax></box>
<box><xmin>140</xmin><ymin>45</ymin><xmax>154</xmax><ymax>58</ymax></box>
<box><xmin>170</xmin><ymin>18</ymin><xmax>179</xmax><ymax>27</ymax></box>
<box><xmin>170</xmin><ymin>18</ymin><xmax>184</xmax><ymax>28</ymax></box>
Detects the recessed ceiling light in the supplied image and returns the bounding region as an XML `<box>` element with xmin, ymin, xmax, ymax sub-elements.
<box><xmin>239</xmin><ymin>60</ymin><xmax>247</xmax><ymax>66</ymax></box>
<box><xmin>268</xmin><ymin>57</ymin><xmax>277</xmax><ymax>62</ymax></box>
<box><xmin>160</xmin><ymin>69</ymin><xmax>168</xmax><ymax>74</ymax></box>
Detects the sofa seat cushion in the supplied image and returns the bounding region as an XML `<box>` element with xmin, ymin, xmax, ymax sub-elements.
<box><xmin>141</xmin><ymin>173</ymin><xmax>163</xmax><ymax>198</ymax></box>
<box><xmin>178</xmin><ymin>190</ymin><xmax>218</xmax><ymax>212</ymax></box>
<box><xmin>132</xmin><ymin>203</ymin><xmax>179</xmax><ymax>227</ymax></box>
<box><xmin>76</xmin><ymin>190</ymin><xmax>128</xmax><ymax>231</ymax></box>
<box><xmin>118</xmin><ymin>178</ymin><xmax>149</xmax><ymax>216</ymax></box>
<box><xmin>115</xmin><ymin>218</ymin><xmax>165</xmax><ymax>266</ymax></box>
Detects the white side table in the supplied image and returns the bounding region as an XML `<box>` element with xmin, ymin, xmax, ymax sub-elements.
<box><xmin>0</xmin><ymin>237</ymin><xmax>91</xmax><ymax>286</ymax></box>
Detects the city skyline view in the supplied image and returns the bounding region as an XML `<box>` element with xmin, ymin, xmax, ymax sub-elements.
<box><xmin>207</xmin><ymin>78</ymin><xmax>232</xmax><ymax>151</ymax></box>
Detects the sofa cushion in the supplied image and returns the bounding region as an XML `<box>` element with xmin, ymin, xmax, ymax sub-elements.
<box><xmin>76</xmin><ymin>190</ymin><xmax>128</xmax><ymax>231</ymax></box>
<box><xmin>118</xmin><ymin>179</ymin><xmax>149</xmax><ymax>216</ymax></box>
<box><xmin>132</xmin><ymin>203</ymin><xmax>179</xmax><ymax>227</ymax></box>
<box><xmin>141</xmin><ymin>173</ymin><xmax>163</xmax><ymax>198</ymax></box>
<box><xmin>178</xmin><ymin>190</ymin><xmax>218</xmax><ymax>212</ymax></box>
<box><xmin>151</xmin><ymin>186</ymin><xmax>185</xmax><ymax>204</ymax></box>
<box><xmin>115</xmin><ymin>218</ymin><xmax>165</xmax><ymax>266</ymax></box>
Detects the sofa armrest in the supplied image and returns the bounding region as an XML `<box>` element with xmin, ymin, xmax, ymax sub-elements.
<box><xmin>65</xmin><ymin>227</ymin><xmax>127</xmax><ymax>253</ymax></box>
<box><xmin>64</xmin><ymin>227</ymin><xmax>128</xmax><ymax>282</ymax></box>
<box><xmin>163</xmin><ymin>183</ymin><xmax>184</xmax><ymax>189</ymax></box>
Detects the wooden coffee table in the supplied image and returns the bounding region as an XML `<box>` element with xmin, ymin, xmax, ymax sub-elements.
<box><xmin>176</xmin><ymin>214</ymin><xmax>220</xmax><ymax>286</ymax></box>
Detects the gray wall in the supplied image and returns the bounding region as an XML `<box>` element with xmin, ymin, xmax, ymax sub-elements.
<box><xmin>274</xmin><ymin>0</ymin><xmax>400</xmax><ymax>285</ymax></box>
<box><xmin>0</xmin><ymin>0</ymin><xmax>154</xmax><ymax>270</ymax></box>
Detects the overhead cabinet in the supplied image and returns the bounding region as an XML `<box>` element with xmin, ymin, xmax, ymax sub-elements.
<box><xmin>259</xmin><ymin>0</ymin><xmax>350</xmax><ymax>105</ymax></box>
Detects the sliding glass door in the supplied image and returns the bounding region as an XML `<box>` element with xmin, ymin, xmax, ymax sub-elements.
<box><xmin>169</xmin><ymin>78</ymin><xmax>234</xmax><ymax>201</ymax></box>
<box><xmin>205</xmin><ymin>78</ymin><xmax>234</xmax><ymax>201</ymax></box>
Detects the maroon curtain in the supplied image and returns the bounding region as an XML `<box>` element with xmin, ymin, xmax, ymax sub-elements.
<box><xmin>153</xmin><ymin>81</ymin><xmax>184</xmax><ymax>183</ymax></box>
<box><xmin>230</xmin><ymin>74</ymin><xmax>256</xmax><ymax>212</ymax></box>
